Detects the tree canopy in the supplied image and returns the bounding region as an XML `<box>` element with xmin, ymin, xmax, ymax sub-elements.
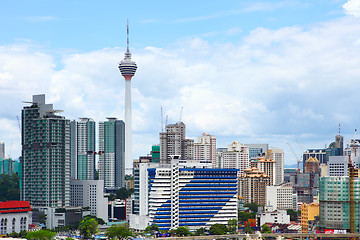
<box><xmin>244</xmin><ymin>202</ymin><xmax>261</xmax><ymax>213</ymax></box>
<box><xmin>287</xmin><ymin>209</ymin><xmax>300</xmax><ymax>221</ymax></box>
<box><xmin>238</xmin><ymin>211</ymin><xmax>256</xmax><ymax>222</ymax></box>
<box><xmin>227</xmin><ymin>219</ymin><xmax>238</xmax><ymax>234</ymax></box>
<box><xmin>0</xmin><ymin>174</ymin><xmax>20</xmax><ymax>201</ymax></box>
<box><xmin>175</xmin><ymin>226</ymin><xmax>191</xmax><ymax>236</ymax></box>
<box><xmin>144</xmin><ymin>224</ymin><xmax>159</xmax><ymax>234</ymax></box>
<box><xmin>244</xmin><ymin>222</ymin><xmax>252</xmax><ymax>234</ymax></box>
<box><xmin>25</xmin><ymin>230</ymin><xmax>56</xmax><ymax>240</ymax></box>
<box><xmin>78</xmin><ymin>218</ymin><xmax>99</xmax><ymax>239</ymax></box>
<box><xmin>105</xmin><ymin>224</ymin><xmax>132</xmax><ymax>240</ymax></box>
<box><xmin>193</xmin><ymin>227</ymin><xmax>206</xmax><ymax>236</ymax></box>
<box><xmin>209</xmin><ymin>224</ymin><xmax>228</xmax><ymax>235</ymax></box>
<box><xmin>261</xmin><ymin>224</ymin><xmax>272</xmax><ymax>233</ymax></box>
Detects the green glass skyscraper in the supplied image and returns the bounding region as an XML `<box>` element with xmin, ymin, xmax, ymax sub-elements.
<box><xmin>98</xmin><ymin>118</ymin><xmax>125</xmax><ymax>189</ymax></box>
<box><xmin>70</xmin><ymin>118</ymin><xmax>96</xmax><ymax>180</ymax></box>
<box><xmin>21</xmin><ymin>94</ymin><xmax>70</xmax><ymax>207</ymax></box>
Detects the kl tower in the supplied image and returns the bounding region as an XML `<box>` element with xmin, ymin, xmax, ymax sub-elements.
<box><xmin>118</xmin><ymin>21</ymin><xmax>137</xmax><ymax>172</ymax></box>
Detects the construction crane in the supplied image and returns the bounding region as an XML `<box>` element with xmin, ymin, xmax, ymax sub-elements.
<box><xmin>287</xmin><ymin>142</ymin><xmax>302</xmax><ymax>172</ymax></box>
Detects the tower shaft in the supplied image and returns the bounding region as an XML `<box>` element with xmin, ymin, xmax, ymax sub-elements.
<box><xmin>125</xmin><ymin>78</ymin><xmax>132</xmax><ymax>170</ymax></box>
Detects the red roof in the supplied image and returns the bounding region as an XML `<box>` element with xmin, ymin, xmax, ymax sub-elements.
<box><xmin>0</xmin><ymin>201</ymin><xmax>31</xmax><ymax>213</ymax></box>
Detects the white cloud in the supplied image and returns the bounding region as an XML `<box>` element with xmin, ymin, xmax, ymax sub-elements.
<box><xmin>344</xmin><ymin>0</ymin><xmax>360</xmax><ymax>17</ymax></box>
<box><xmin>2</xmin><ymin>17</ymin><xmax>360</xmax><ymax>165</ymax></box>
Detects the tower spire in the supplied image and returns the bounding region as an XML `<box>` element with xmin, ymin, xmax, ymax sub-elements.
<box><xmin>127</xmin><ymin>19</ymin><xmax>130</xmax><ymax>53</ymax></box>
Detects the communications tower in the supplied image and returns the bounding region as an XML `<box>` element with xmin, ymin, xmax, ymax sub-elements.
<box><xmin>118</xmin><ymin>21</ymin><xmax>137</xmax><ymax>170</ymax></box>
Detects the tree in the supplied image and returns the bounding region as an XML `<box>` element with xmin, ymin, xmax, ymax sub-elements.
<box><xmin>261</xmin><ymin>224</ymin><xmax>272</xmax><ymax>233</ymax></box>
<box><xmin>175</xmin><ymin>226</ymin><xmax>191</xmax><ymax>236</ymax></box>
<box><xmin>193</xmin><ymin>227</ymin><xmax>206</xmax><ymax>236</ymax></box>
<box><xmin>238</xmin><ymin>211</ymin><xmax>256</xmax><ymax>222</ymax></box>
<box><xmin>144</xmin><ymin>224</ymin><xmax>159</xmax><ymax>234</ymax></box>
<box><xmin>227</xmin><ymin>219</ymin><xmax>238</xmax><ymax>234</ymax></box>
<box><xmin>209</xmin><ymin>224</ymin><xmax>228</xmax><ymax>235</ymax></box>
<box><xmin>105</xmin><ymin>224</ymin><xmax>132</xmax><ymax>240</ymax></box>
<box><xmin>78</xmin><ymin>218</ymin><xmax>99</xmax><ymax>239</ymax></box>
<box><xmin>25</xmin><ymin>230</ymin><xmax>56</xmax><ymax>240</ymax></box>
<box><xmin>244</xmin><ymin>202</ymin><xmax>261</xmax><ymax>213</ymax></box>
<box><xmin>115</xmin><ymin>187</ymin><xmax>133</xmax><ymax>200</ymax></box>
<box><xmin>287</xmin><ymin>209</ymin><xmax>300</xmax><ymax>221</ymax></box>
<box><xmin>0</xmin><ymin>174</ymin><xmax>20</xmax><ymax>201</ymax></box>
<box><xmin>82</xmin><ymin>215</ymin><xmax>105</xmax><ymax>225</ymax></box>
<box><xmin>244</xmin><ymin>222</ymin><xmax>252</xmax><ymax>234</ymax></box>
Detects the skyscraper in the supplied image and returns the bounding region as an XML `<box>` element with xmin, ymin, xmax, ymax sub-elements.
<box><xmin>21</xmin><ymin>94</ymin><xmax>70</xmax><ymax>207</ymax></box>
<box><xmin>99</xmin><ymin>118</ymin><xmax>125</xmax><ymax>189</ymax></box>
<box><xmin>220</xmin><ymin>141</ymin><xmax>249</xmax><ymax>175</ymax></box>
<box><xmin>118</xmin><ymin>22</ymin><xmax>137</xmax><ymax>169</ymax></box>
<box><xmin>70</xmin><ymin>118</ymin><xmax>96</xmax><ymax>180</ymax></box>
<box><xmin>0</xmin><ymin>141</ymin><xmax>4</xmax><ymax>158</ymax></box>
<box><xmin>269</xmin><ymin>148</ymin><xmax>284</xmax><ymax>185</ymax></box>
<box><xmin>160</xmin><ymin>122</ymin><xmax>194</xmax><ymax>162</ymax></box>
<box><xmin>194</xmin><ymin>133</ymin><xmax>216</xmax><ymax>167</ymax></box>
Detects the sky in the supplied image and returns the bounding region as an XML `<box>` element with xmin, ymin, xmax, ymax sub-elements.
<box><xmin>1</xmin><ymin>0</ymin><xmax>360</xmax><ymax>169</ymax></box>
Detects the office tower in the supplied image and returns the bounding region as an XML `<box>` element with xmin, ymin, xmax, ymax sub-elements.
<box><xmin>290</xmin><ymin>171</ymin><xmax>319</xmax><ymax>204</ymax></box>
<box><xmin>194</xmin><ymin>133</ymin><xmax>216</xmax><ymax>167</ymax></box>
<box><xmin>344</xmin><ymin>139</ymin><xmax>360</xmax><ymax>157</ymax></box>
<box><xmin>70</xmin><ymin>179</ymin><xmax>108</xmax><ymax>222</ymax></box>
<box><xmin>239</xmin><ymin>167</ymin><xmax>270</xmax><ymax>206</ymax></box>
<box><xmin>118</xmin><ymin>22</ymin><xmax>137</xmax><ymax>169</ymax></box>
<box><xmin>151</xmin><ymin>145</ymin><xmax>160</xmax><ymax>163</ymax></box>
<box><xmin>266</xmin><ymin>182</ymin><xmax>297</xmax><ymax>210</ymax></box>
<box><xmin>303</xmin><ymin>149</ymin><xmax>327</xmax><ymax>167</ymax></box>
<box><xmin>21</xmin><ymin>94</ymin><xmax>70</xmax><ymax>207</ymax></box>
<box><xmin>99</xmin><ymin>118</ymin><xmax>125</xmax><ymax>189</ymax></box>
<box><xmin>319</xmin><ymin>176</ymin><xmax>360</xmax><ymax>232</ymax></box>
<box><xmin>221</xmin><ymin>141</ymin><xmax>249</xmax><ymax>175</ymax></box>
<box><xmin>250</xmin><ymin>157</ymin><xmax>276</xmax><ymax>185</ymax></box>
<box><xmin>70</xmin><ymin>118</ymin><xmax>96</xmax><ymax>180</ymax></box>
<box><xmin>335</xmin><ymin>125</ymin><xmax>344</xmax><ymax>156</ymax></box>
<box><xmin>0</xmin><ymin>141</ymin><xmax>4</xmax><ymax>158</ymax></box>
<box><xmin>304</xmin><ymin>156</ymin><xmax>320</xmax><ymax>174</ymax></box>
<box><xmin>160</xmin><ymin>122</ymin><xmax>194</xmax><ymax>162</ymax></box>
<box><xmin>147</xmin><ymin>160</ymin><xmax>238</xmax><ymax>231</ymax></box>
<box><xmin>269</xmin><ymin>148</ymin><xmax>284</xmax><ymax>185</ymax></box>
<box><xmin>247</xmin><ymin>143</ymin><xmax>268</xmax><ymax>159</ymax></box>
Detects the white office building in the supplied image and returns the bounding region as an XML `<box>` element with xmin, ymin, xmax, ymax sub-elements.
<box><xmin>194</xmin><ymin>133</ymin><xmax>216</xmax><ymax>167</ymax></box>
<box><xmin>266</xmin><ymin>182</ymin><xmax>297</xmax><ymax>210</ymax></box>
<box><xmin>221</xmin><ymin>141</ymin><xmax>249</xmax><ymax>175</ymax></box>
<box><xmin>259</xmin><ymin>209</ymin><xmax>290</xmax><ymax>226</ymax></box>
<box><xmin>270</xmin><ymin>148</ymin><xmax>284</xmax><ymax>185</ymax></box>
<box><xmin>70</xmin><ymin>179</ymin><xmax>108</xmax><ymax>222</ymax></box>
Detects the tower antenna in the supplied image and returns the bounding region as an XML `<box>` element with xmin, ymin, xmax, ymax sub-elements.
<box><xmin>339</xmin><ymin>123</ymin><xmax>341</xmax><ymax>135</ymax></box>
<box><xmin>127</xmin><ymin>19</ymin><xmax>130</xmax><ymax>53</ymax></box>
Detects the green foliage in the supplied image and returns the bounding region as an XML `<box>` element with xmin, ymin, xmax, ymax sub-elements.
<box><xmin>244</xmin><ymin>202</ymin><xmax>261</xmax><ymax>213</ymax></box>
<box><xmin>238</xmin><ymin>211</ymin><xmax>256</xmax><ymax>222</ymax></box>
<box><xmin>105</xmin><ymin>224</ymin><xmax>132</xmax><ymax>240</ymax></box>
<box><xmin>144</xmin><ymin>224</ymin><xmax>159</xmax><ymax>234</ymax></box>
<box><xmin>0</xmin><ymin>174</ymin><xmax>20</xmax><ymax>201</ymax></box>
<box><xmin>115</xmin><ymin>187</ymin><xmax>133</xmax><ymax>200</ymax></box>
<box><xmin>78</xmin><ymin>218</ymin><xmax>99</xmax><ymax>239</ymax></box>
<box><xmin>261</xmin><ymin>224</ymin><xmax>272</xmax><ymax>233</ymax></box>
<box><xmin>82</xmin><ymin>215</ymin><xmax>105</xmax><ymax>225</ymax></box>
<box><xmin>227</xmin><ymin>219</ymin><xmax>238</xmax><ymax>234</ymax></box>
<box><xmin>209</xmin><ymin>224</ymin><xmax>228</xmax><ymax>235</ymax></box>
<box><xmin>175</xmin><ymin>226</ymin><xmax>191</xmax><ymax>236</ymax></box>
<box><xmin>193</xmin><ymin>227</ymin><xmax>206</xmax><ymax>236</ymax></box>
<box><xmin>8</xmin><ymin>232</ymin><xmax>19</xmax><ymax>238</ymax></box>
<box><xmin>65</xmin><ymin>238</ymin><xmax>74</xmax><ymax>240</ymax></box>
<box><xmin>25</xmin><ymin>230</ymin><xmax>56</xmax><ymax>240</ymax></box>
<box><xmin>19</xmin><ymin>230</ymin><xmax>28</xmax><ymax>237</ymax></box>
<box><xmin>287</xmin><ymin>209</ymin><xmax>300</xmax><ymax>221</ymax></box>
<box><xmin>125</xmin><ymin>174</ymin><xmax>133</xmax><ymax>180</ymax></box>
<box><xmin>244</xmin><ymin>222</ymin><xmax>252</xmax><ymax>234</ymax></box>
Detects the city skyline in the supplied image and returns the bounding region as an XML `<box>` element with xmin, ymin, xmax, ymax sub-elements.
<box><xmin>1</xmin><ymin>1</ymin><xmax>360</xmax><ymax>168</ymax></box>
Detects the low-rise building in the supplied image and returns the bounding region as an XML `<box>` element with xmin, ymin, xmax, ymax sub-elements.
<box><xmin>0</xmin><ymin>201</ymin><xmax>32</xmax><ymax>235</ymax></box>
<box><xmin>266</xmin><ymin>182</ymin><xmax>297</xmax><ymax>210</ymax></box>
<box><xmin>259</xmin><ymin>209</ymin><xmax>290</xmax><ymax>226</ymax></box>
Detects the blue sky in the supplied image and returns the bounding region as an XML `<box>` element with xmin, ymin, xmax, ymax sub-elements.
<box><xmin>1</xmin><ymin>0</ymin><xmax>360</xmax><ymax>168</ymax></box>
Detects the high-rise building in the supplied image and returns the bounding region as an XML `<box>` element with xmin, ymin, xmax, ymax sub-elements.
<box><xmin>118</xmin><ymin>22</ymin><xmax>137</xmax><ymax>170</ymax></box>
<box><xmin>239</xmin><ymin>167</ymin><xmax>270</xmax><ymax>205</ymax></box>
<box><xmin>247</xmin><ymin>143</ymin><xmax>268</xmax><ymax>159</ymax></box>
<box><xmin>147</xmin><ymin>160</ymin><xmax>238</xmax><ymax>231</ymax></box>
<box><xmin>335</xmin><ymin>125</ymin><xmax>344</xmax><ymax>156</ymax></box>
<box><xmin>160</xmin><ymin>122</ymin><xmax>194</xmax><ymax>162</ymax></box>
<box><xmin>0</xmin><ymin>141</ymin><xmax>4</xmax><ymax>158</ymax></box>
<box><xmin>21</xmin><ymin>94</ymin><xmax>70</xmax><ymax>207</ymax></box>
<box><xmin>70</xmin><ymin>179</ymin><xmax>108</xmax><ymax>222</ymax></box>
<box><xmin>266</xmin><ymin>182</ymin><xmax>297</xmax><ymax>210</ymax></box>
<box><xmin>99</xmin><ymin>118</ymin><xmax>125</xmax><ymax>189</ymax></box>
<box><xmin>250</xmin><ymin>157</ymin><xmax>276</xmax><ymax>185</ymax></box>
<box><xmin>221</xmin><ymin>142</ymin><xmax>249</xmax><ymax>175</ymax></box>
<box><xmin>301</xmin><ymin>202</ymin><xmax>319</xmax><ymax>233</ymax></box>
<box><xmin>290</xmin><ymin>172</ymin><xmax>319</xmax><ymax>204</ymax></box>
<box><xmin>269</xmin><ymin>148</ymin><xmax>284</xmax><ymax>185</ymax></box>
<box><xmin>70</xmin><ymin>118</ymin><xmax>96</xmax><ymax>180</ymax></box>
<box><xmin>194</xmin><ymin>133</ymin><xmax>216</xmax><ymax>166</ymax></box>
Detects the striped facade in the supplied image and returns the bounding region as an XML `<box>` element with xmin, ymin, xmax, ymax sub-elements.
<box><xmin>147</xmin><ymin>160</ymin><xmax>238</xmax><ymax>230</ymax></box>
